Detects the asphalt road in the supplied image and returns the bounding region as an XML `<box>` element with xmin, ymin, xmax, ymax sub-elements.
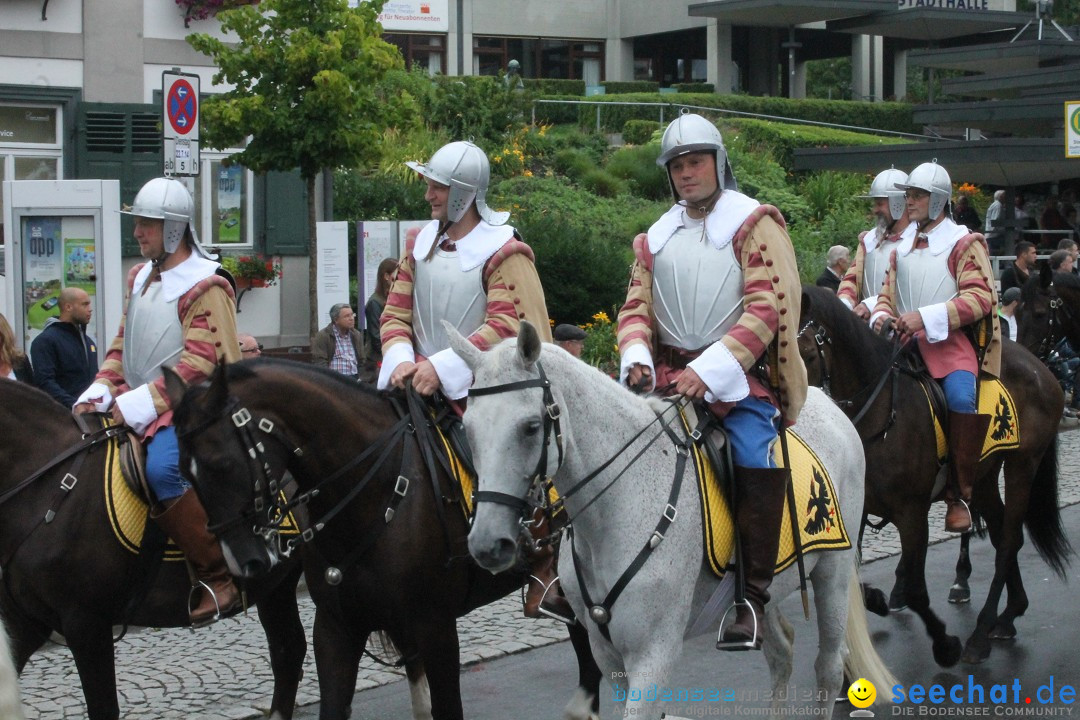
<box><xmin>297</xmin><ymin>503</ymin><xmax>1080</xmax><ymax>719</ymax></box>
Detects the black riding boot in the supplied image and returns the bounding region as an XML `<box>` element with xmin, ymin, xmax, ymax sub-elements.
<box><xmin>944</xmin><ymin>412</ymin><xmax>991</xmax><ymax>534</ymax></box>
<box><xmin>718</xmin><ymin>466</ymin><xmax>789</xmax><ymax>651</ymax></box>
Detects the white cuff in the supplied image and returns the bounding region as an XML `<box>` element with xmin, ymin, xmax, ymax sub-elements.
<box><xmin>840</xmin><ymin>296</ymin><xmax>854</xmax><ymax>310</ymax></box>
<box><xmin>377</xmin><ymin>343</ymin><xmax>416</xmax><ymax>390</ymax></box>
<box><xmin>869</xmin><ymin>310</ymin><xmax>891</xmax><ymax>329</ymax></box>
<box><xmin>619</xmin><ymin>344</ymin><xmax>655</xmax><ymax>387</ymax></box>
<box><xmin>428</xmin><ymin>348</ymin><xmax>474</xmax><ymax>400</ymax></box>
<box><xmin>75</xmin><ymin>382</ymin><xmax>113</xmax><ymax>412</ymax></box>
<box><xmin>687</xmin><ymin>342</ymin><xmax>750</xmax><ymax>404</ymax></box>
<box><xmin>114</xmin><ymin>385</ymin><xmax>158</xmax><ymax>435</ymax></box>
<box><xmin>861</xmin><ymin>295</ymin><xmax>878</xmax><ymax>313</ymax></box>
<box><xmin>919</xmin><ymin>303</ymin><xmax>950</xmax><ymax>343</ymax></box>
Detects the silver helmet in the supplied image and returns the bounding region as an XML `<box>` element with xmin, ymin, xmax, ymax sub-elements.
<box><xmin>860</xmin><ymin>167</ymin><xmax>909</xmax><ymax>221</ymax></box>
<box><xmin>656</xmin><ymin>112</ymin><xmax>737</xmax><ymax>200</ymax></box>
<box><xmin>895</xmin><ymin>161</ymin><xmax>952</xmax><ymax>220</ymax></box>
<box><xmin>407</xmin><ymin>141</ymin><xmax>509</xmax><ymax>226</ymax></box>
<box><xmin>120</xmin><ymin>177</ymin><xmax>199</xmax><ymax>255</ymax></box>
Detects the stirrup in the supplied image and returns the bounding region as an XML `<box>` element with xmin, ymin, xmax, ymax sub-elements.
<box><xmin>945</xmin><ymin>498</ymin><xmax>972</xmax><ymax>534</ymax></box>
<box><xmin>716</xmin><ymin>600</ymin><xmax>760</xmax><ymax>651</ymax></box>
<box><xmin>524</xmin><ymin>575</ymin><xmax>576</xmax><ymax>625</ymax></box>
<box><xmin>189</xmin><ymin>580</ymin><xmax>226</xmax><ymax>629</ymax></box>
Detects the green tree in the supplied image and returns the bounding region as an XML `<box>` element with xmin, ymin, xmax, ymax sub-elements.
<box><xmin>188</xmin><ymin>0</ymin><xmax>409</xmax><ymax>336</ymax></box>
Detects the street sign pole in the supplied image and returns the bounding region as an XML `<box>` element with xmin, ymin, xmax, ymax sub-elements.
<box><xmin>162</xmin><ymin>69</ymin><xmax>201</xmax><ymax>177</ymax></box>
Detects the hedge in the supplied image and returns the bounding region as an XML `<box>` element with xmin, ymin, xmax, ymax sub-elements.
<box><xmin>600</xmin><ymin>81</ymin><xmax>660</xmax><ymax>94</ymax></box>
<box><xmin>622</xmin><ymin>119</ymin><xmax>661</xmax><ymax>145</ymax></box>
<box><xmin>723</xmin><ymin>117</ymin><xmax>908</xmax><ymax>167</ymax></box>
<box><xmin>522</xmin><ymin>78</ymin><xmax>586</xmax><ymax>96</ymax></box>
<box><xmin>570</xmin><ymin>92</ymin><xmax>919</xmax><ymax>135</ymax></box>
<box><xmin>672</xmin><ymin>83</ymin><xmax>714</xmax><ymax>94</ymax></box>
<box><xmin>532</xmin><ymin>94</ymin><xmax>586</xmax><ymax>125</ymax></box>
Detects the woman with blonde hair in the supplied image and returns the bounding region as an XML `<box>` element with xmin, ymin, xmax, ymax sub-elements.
<box><xmin>0</xmin><ymin>313</ymin><xmax>34</xmax><ymax>384</ymax></box>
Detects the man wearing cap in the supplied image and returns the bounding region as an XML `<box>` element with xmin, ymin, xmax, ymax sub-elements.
<box><xmin>997</xmin><ymin>287</ymin><xmax>1021</xmax><ymax>342</ymax></box>
<box><xmin>73</xmin><ymin>177</ymin><xmax>242</xmax><ymax>627</ymax></box>
<box><xmin>617</xmin><ymin>112</ymin><xmax>806</xmax><ymax>651</ymax></box>
<box><xmin>553</xmin><ymin>323</ymin><xmax>586</xmax><ymax>358</ymax></box>
<box><xmin>378</xmin><ymin>141</ymin><xmax>568</xmax><ymax>621</ymax></box>
<box><xmin>872</xmin><ymin>161</ymin><xmax>1000</xmax><ymax>535</ymax></box>
<box><xmin>839</xmin><ymin>168</ymin><xmax>912</xmax><ymax>319</ymax></box>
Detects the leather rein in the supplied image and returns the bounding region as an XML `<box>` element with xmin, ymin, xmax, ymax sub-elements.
<box><xmin>1032</xmin><ymin>280</ymin><xmax>1078</xmax><ymax>364</ymax></box>
<box><xmin>469</xmin><ymin>360</ymin><xmax>692</xmax><ymax>640</ymax></box>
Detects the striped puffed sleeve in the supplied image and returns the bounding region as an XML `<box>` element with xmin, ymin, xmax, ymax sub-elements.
<box><xmin>379</xmin><ymin>244</ymin><xmax>418</xmax><ymax>354</ymax></box>
<box><xmin>837</xmin><ymin>232</ymin><xmax>868</xmax><ymax>309</ymax></box>
<box><xmin>471</xmin><ymin>240</ymin><xmax>552</xmax><ymax>349</ymax></box>
<box><xmin>946</xmin><ymin>234</ymin><xmax>996</xmax><ymax>330</ymax></box>
<box><xmin>616</xmin><ymin>233</ymin><xmax>654</xmax><ymax>355</ymax></box>
<box><xmin>872</xmin><ymin>250</ymin><xmax>900</xmax><ymax>320</ymax></box>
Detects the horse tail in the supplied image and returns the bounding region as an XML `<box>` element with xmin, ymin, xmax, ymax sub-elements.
<box><xmin>1023</xmin><ymin>433</ymin><xmax>1073</xmax><ymax>578</ymax></box>
<box><xmin>843</xmin><ymin>561</ymin><xmax>897</xmax><ymax>694</ymax></box>
<box><xmin>0</xmin><ymin>613</ymin><xmax>26</xmax><ymax>720</ymax></box>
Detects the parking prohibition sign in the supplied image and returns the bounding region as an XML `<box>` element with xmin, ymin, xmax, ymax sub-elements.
<box><xmin>162</xmin><ymin>70</ymin><xmax>200</xmax><ymax>176</ymax></box>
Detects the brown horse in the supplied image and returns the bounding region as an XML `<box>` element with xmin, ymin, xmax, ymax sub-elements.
<box><xmin>798</xmin><ymin>284</ymin><xmax>1070</xmax><ymax>665</ymax></box>
<box><xmin>0</xmin><ymin>378</ymin><xmax>307</xmax><ymax>720</ymax></box>
<box><xmin>166</xmin><ymin>358</ymin><xmax>601</xmax><ymax>720</ymax></box>
<box><xmin>1017</xmin><ymin>265</ymin><xmax>1080</xmax><ymax>362</ymax></box>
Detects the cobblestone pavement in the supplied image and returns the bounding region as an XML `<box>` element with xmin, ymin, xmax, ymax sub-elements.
<box><xmin>18</xmin><ymin>426</ymin><xmax>1080</xmax><ymax>719</ymax></box>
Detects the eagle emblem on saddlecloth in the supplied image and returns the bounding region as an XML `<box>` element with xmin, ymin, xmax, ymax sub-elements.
<box><xmin>804</xmin><ymin>466</ymin><xmax>834</xmax><ymax>535</ymax></box>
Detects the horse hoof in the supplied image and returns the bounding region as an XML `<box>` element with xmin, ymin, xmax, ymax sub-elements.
<box><xmin>864</xmin><ymin>587</ymin><xmax>890</xmax><ymax>617</ymax></box>
<box><xmin>933</xmin><ymin>635</ymin><xmax>963</xmax><ymax>667</ymax></box>
<box><xmin>948</xmin><ymin>584</ymin><xmax>970</xmax><ymax>604</ymax></box>
<box><xmin>990</xmin><ymin>624</ymin><xmax>1017</xmax><ymax>640</ymax></box>
<box><xmin>888</xmin><ymin>589</ymin><xmax>908</xmax><ymax>612</ymax></box>
<box><xmin>962</xmin><ymin>640</ymin><xmax>991</xmax><ymax>664</ymax></box>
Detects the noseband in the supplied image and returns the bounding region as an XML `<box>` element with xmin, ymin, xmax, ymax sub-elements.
<box><xmin>468</xmin><ymin>360</ymin><xmax>564</xmax><ymax>518</ymax></box>
<box><xmin>1033</xmin><ymin>282</ymin><xmax>1068</xmax><ymax>363</ymax></box>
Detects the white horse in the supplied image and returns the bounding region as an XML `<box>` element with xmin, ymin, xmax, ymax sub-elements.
<box><xmin>0</xmin><ymin>613</ymin><xmax>25</xmax><ymax>720</ymax></box>
<box><xmin>450</xmin><ymin>322</ymin><xmax>895</xmax><ymax>719</ymax></box>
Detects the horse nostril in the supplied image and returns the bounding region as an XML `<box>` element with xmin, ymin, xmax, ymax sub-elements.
<box><xmin>496</xmin><ymin>537</ymin><xmax>517</xmax><ymax>560</ymax></box>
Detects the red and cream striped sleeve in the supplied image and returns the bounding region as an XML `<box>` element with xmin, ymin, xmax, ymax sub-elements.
<box><xmin>837</xmin><ymin>233</ymin><xmax>868</xmax><ymax>308</ymax></box>
<box><xmin>946</xmin><ymin>234</ymin><xmax>996</xmax><ymax>329</ymax></box>
<box><xmin>616</xmin><ymin>233</ymin><xmax>654</xmax><ymax>355</ymax></box>
<box><xmin>470</xmin><ymin>240</ymin><xmax>551</xmax><ymax>349</ymax></box>
<box><xmin>872</xmin><ymin>250</ymin><xmax>900</xmax><ymax>319</ymax></box>
<box><xmin>379</xmin><ymin>251</ymin><xmax>417</xmax><ymax>354</ymax></box>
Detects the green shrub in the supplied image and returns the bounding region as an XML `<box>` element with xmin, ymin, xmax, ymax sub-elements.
<box><xmin>622</xmin><ymin>119</ymin><xmax>661</xmax><ymax>145</ymax></box>
<box><xmin>605</xmin><ymin>144</ymin><xmax>668</xmax><ymax>201</ymax></box>
<box><xmin>581</xmin><ymin>168</ymin><xmax>627</xmax><ymax>198</ymax></box>
<box><xmin>553</xmin><ymin>148</ymin><xmax>595</xmax><ymax>180</ymax></box>
<box><xmin>523</xmin><ymin>78</ymin><xmax>586</xmax><ymax>96</ymax></box>
<box><xmin>333</xmin><ymin>168</ymin><xmax>430</xmax><ymax>221</ymax></box>
<box><xmin>428</xmin><ymin>75</ymin><xmax>532</xmax><ymax>144</ymax></box>
<box><xmin>723</xmin><ymin>117</ymin><xmax>904</xmax><ymax>167</ymax></box>
<box><xmin>532</xmin><ymin>94</ymin><xmax>585</xmax><ymax>125</ymax></box>
<box><xmin>726</xmin><ymin>141</ymin><xmax>811</xmax><ymax>226</ymax></box>
<box><xmin>601</xmin><ymin>81</ymin><xmax>660</xmax><ymax>94</ymax></box>
<box><xmin>672</xmin><ymin>83</ymin><xmax>714</xmax><ymax>94</ymax></box>
<box><xmin>797</xmin><ymin>171</ymin><xmax>868</xmax><ymax>223</ymax></box>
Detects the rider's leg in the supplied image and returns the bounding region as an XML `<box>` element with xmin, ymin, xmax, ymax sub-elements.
<box><xmin>523</xmin><ymin>506</ymin><xmax>574</xmax><ymax>623</ymax></box>
<box><xmin>147</xmin><ymin>427</ymin><xmax>241</xmax><ymax>626</ymax></box>
<box><xmin>941</xmin><ymin>371</ymin><xmax>990</xmax><ymax>534</ymax></box>
<box><xmin>717</xmin><ymin>398</ymin><xmax>789</xmax><ymax>651</ymax></box>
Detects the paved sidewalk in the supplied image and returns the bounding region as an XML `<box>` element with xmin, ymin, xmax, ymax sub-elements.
<box><xmin>18</xmin><ymin>427</ymin><xmax>1080</xmax><ymax>719</ymax></box>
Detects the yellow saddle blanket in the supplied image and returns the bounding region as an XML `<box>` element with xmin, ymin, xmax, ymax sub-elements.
<box><xmin>926</xmin><ymin>377</ymin><xmax>1020</xmax><ymax>463</ymax></box>
<box><xmin>102</xmin><ymin>426</ymin><xmax>299</xmax><ymax>557</ymax></box>
<box><xmin>683</xmin><ymin>411</ymin><xmax>852</xmax><ymax>579</ymax></box>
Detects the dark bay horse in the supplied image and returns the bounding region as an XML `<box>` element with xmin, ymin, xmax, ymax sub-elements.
<box><xmin>1017</xmin><ymin>265</ymin><xmax>1080</xmax><ymax>362</ymax></box>
<box><xmin>0</xmin><ymin>378</ymin><xmax>307</xmax><ymax>720</ymax></box>
<box><xmin>165</xmin><ymin>358</ymin><xmax>601</xmax><ymax>720</ymax></box>
<box><xmin>798</xmin><ymin>284</ymin><xmax>1070</xmax><ymax>665</ymax></box>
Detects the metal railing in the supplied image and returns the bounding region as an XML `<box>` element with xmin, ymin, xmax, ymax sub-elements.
<box><xmin>531</xmin><ymin>98</ymin><xmax>940</xmax><ymax>140</ymax></box>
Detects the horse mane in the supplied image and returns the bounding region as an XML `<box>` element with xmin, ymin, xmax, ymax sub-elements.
<box><xmin>228</xmin><ymin>357</ymin><xmax>388</xmax><ymax>402</ymax></box>
<box><xmin>801</xmin><ymin>284</ymin><xmax>894</xmax><ymax>372</ymax></box>
<box><xmin>0</xmin><ymin>378</ymin><xmax>71</xmax><ymax>424</ymax></box>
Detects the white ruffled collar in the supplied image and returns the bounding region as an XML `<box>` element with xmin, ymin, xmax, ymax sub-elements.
<box><xmin>132</xmin><ymin>255</ymin><xmax>221</xmax><ymax>302</ymax></box>
<box><xmin>647</xmin><ymin>190</ymin><xmax>761</xmax><ymax>254</ymax></box>
<box><xmin>412</xmin><ymin>219</ymin><xmax>516</xmax><ymax>272</ymax></box>
<box><xmin>897</xmin><ymin>217</ymin><xmax>969</xmax><ymax>257</ymax></box>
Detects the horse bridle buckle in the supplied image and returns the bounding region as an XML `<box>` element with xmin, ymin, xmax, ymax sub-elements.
<box><xmin>232</xmin><ymin>407</ymin><xmax>252</xmax><ymax>428</ymax></box>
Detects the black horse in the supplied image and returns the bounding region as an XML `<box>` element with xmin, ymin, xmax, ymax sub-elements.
<box><xmin>799</xmin><ymin>284</ymin><xmax>1070</xmax><ymax>665</ymax></box>
<box><xmin>1017</xmin><ymin>265</ymin><xmax>1080</xmax><ymax>363</ymax></box>
<box><xmin>0</xmin><ymin>378</ymin><xmax>307</xmax><ymax>720</ymax></box>
<box><xmin>166</xmin><ymin>358</ymin><xmax>601</xmax><ymax>720</ymax></box>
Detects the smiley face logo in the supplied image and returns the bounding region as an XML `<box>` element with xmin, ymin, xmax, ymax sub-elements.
<box><xmin>847</xmin><ymin>678</ymin><xmax>877</xmax><ymax>708</ymax></box>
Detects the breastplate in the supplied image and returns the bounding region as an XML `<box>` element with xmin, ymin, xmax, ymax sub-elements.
<box><xmin>123</xmin><ymin>280</ymin><xmax>183</xmax><ymax>388</ymax></box>
<box><xmin>862</xmin><ymin>237</ymin><xmax>898</xmax><ymax>300</ymax></box>
<box><xmin>895</xmin><ymin>248</ymin><xmax>957</xmax><ymax>314</ymax></box>
<box><xmin>652</xmin><ymin>226</ymin><xmax>744</xmax><ymax>352</ymax></box>
<box><xmin>413</xmin><ymin>249</ymin><xmax>486</xmax><ymax>358</ymax></box>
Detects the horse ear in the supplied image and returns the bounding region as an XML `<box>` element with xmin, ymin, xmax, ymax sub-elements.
<box><xmin>163</xmin><ymin>366</ymin><xmax>188</xmax><ymax>407</ymax></box>
<box><xmin>442</xmin><ymin>321</ymin><xmax>484</xmax><ymax>372</ymax></box>
<box><xmin>517</xmin><ymin>321</ymin><xmax>542</xmax><ymax>368</ymax></box>
<box><xmin>800</xmin><ymin>285</ymin><xmax>813</xmax><ymax>326</ymax></box>
<box><xmin>205</xmin><ymin>362</ymin><xmax>230</xmax><ymax>412</ymax></box>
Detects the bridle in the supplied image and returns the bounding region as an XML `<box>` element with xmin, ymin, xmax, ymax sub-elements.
<box><xmin>1030</xmin><ymin>281</ymin><xmax>1075</xmax><ymax>363</ymax></box>
<box><xmin>468</xmin><ymin>358</ymin><xmax>692</xmax><ymax>640</ymax></box>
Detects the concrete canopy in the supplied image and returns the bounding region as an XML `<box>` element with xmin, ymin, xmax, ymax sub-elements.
<box><xmin>913</xmin><ymin>96</ymin><xmax>1075</xmax><ymax>135</ymax></box>
<box><xmin>687</xmin><ymin>0</ymin><xmax>893</xmax><ymax>28</ymax></box>
<box><xmin>792</xmin><ymin>139</ymin><xmax>1080</xmax><ymax>186</ymax></box>
<box><xmin>908</xmin><ymin>38</ymin><xmax>1080</xmax><ymax>73</ymax></box>
<box><xmin>826</xmin><ymin>8</ymin><xmax>1023</xmax><ymax>41</ymax></box>
<box><xmin>941</xmin><ymin>64</ymin><xmax>1080</xmax><ymax>98</ymax></box>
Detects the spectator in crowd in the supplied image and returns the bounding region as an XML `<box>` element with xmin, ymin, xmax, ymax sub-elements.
<box><xmin>1041</xmin><ymin>195</ymin><xmax>1070</xmax><ymax>236</ymax></box>
<box><xmin>815</xmin><ymin>245</ymin><xmax>850</xmax><ymax>292</ymax></box>
<box><xmin>999</xmin><ymin>241</ymin><xmax>1037</xmax><ymax>295</ymax></box>
<box><xmin>997</xmin><ymin>286</ymin><xmax>1021</xmax><ymax>342</ymax></box>
<box><xmin>30</xmin><ymin>287</ymin><xmax>98</xmax><ymax>407</ymax></box>
<box><xmin>312</xmin><ymin>303</ymin><xmax>365</xmax><ymax>379</ymax></box>
<box><xmin>364</xmin><ymin>258</ymin><xmax>398</xmax><ymax>362</ymax></box>
<box><xmin>984</xmin><ymin>189</ymin><xmax>1005</xmax><ymax>253</ymax></box>
<box><xmin>1050</xmin><ymin>248</ymin><xmax>1075</xmax><ymax>274</ymax></box>
<box><xmin>553</xmin><ymin>323</ymin><xmax>586</xmax><ymax>358</ymax></box>
<box><xmin>952</xmin><ymin>194</ymin><xmax>981</xmax><ymax>232</ymax></box>
<box><xmin>238</xmin><ymin>333</ymin><xmax>262</xmax><ymax>358</ymax></box>
<box><xmin>1064</xmin><ymin>205</ymin><xmax>1080</xmax><ymax>243</ymax></box>
<box><xmin>0</xmin><ymin>313</ymin><xmax>33</xmax><ymax>384</ymax></box>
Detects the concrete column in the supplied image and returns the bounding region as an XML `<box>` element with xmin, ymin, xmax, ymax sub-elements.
<box><xmin>706</xmin><ymin>20</ymin><xmax>735</xmax><ymax>94</ymax></box>
<box><xmin>851</xmin><ymin>35</ymin><xmax>870</xmax><ymax>100</ymax></box>
<box><xmin>893</xmin><ymin>48</ymin><xmax>908</xmax><ymax>101</ymax></box>
<box><xmin>748</xmin><ymin>28</ymin><xmax>773</xmax><ymax>95</ymax></box>
<box><xmin>83</xmin><ymin>0</ymin><xmax>143</xmax><ymax>102</ymax></box>
<box><xmin>792</xmin><ymin>60</ymin><xmax>807</xmax><ymax>99</ymax></box>
<box><xmin>871</xmin><ymin>35</ymin><xmax>884</xmax><ymax>101</ymax></box>
<box><xmin>604</xmin><ymin>0</ymin><xmax>633</xmax><ymax>82</ymax></box>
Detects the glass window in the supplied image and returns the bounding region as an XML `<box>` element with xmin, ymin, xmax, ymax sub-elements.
<box><xmin>385</xmin><ymin>33</ymin><xmax>447</xmax><ymax>75</ymax></box>
<box><xmin>188</xmin><ymin>156</ymin><xmax>253</xmax><ymax>248</ymax></box>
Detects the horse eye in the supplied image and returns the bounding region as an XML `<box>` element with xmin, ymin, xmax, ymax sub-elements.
<box><xmin>522</xmin><ymin>419</ymin><xmax>542</xmax><ymax>437</ymax></box>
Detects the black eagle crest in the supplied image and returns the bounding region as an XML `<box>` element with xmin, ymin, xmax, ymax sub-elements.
<box><xmin>804</xmin><ymin>466</ymin><xmax>834</xmax><ymax>535</ymax></box>
<box><xmin>991</xmin><ymin>394</ymin><xmax>1014</xmax><ymax>441</ymax></box>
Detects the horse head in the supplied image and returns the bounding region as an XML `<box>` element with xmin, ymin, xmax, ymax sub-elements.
<box><xmin>447</xmin><ymin>321</ymin><xmax>559</xmax><ymax>574</ymax></box>
<box><xmin>165</xmin><ymin>365</ymin><xmax>283</xmax><ymax>580</ymax></box>
<box><xmin>1017</xmin><ymin>266</ymin><xmax>1080</xmax><ymax>358</ymax></box>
